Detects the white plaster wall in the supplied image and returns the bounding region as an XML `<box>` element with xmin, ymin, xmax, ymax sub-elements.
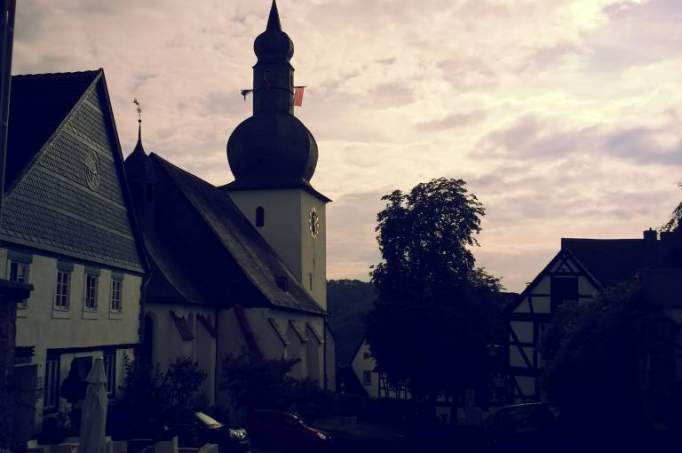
<box><xmin>227</xmin><ymin>189</ymin><xmax>328</xmax><ymax>310</ymax></box>
<box><xmin>144</xmin><ymin>303</ymin><xmax>217</xmax><ymax>405</ymax></box>
<box><xmin>14</xmin><ymin>253</ymin><xmax>141</xmax><ymax>350</ymax></box>
<box><xmin>217</xmin><ymin>307</ymin><xmax>327</xmax><ymax>387</ymax></box>
<box><xmin>228</xmin><ymin>190</ymin><xmax>304</xmax><ymax>279</ymax></box>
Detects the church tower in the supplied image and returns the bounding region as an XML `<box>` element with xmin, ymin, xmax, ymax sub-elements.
<box><xmin>223</xmin><ymin>0</ymin><xmax>329</xmax><ymax>310</ymax></box>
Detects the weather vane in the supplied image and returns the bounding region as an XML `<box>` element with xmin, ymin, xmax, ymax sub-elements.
<box><xmin>133</xmin><ymin>98</ymin><xmax>142</xmax><ymax>124</ymax></box>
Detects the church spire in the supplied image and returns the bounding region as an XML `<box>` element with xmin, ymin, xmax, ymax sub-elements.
<box><xmin>132</xmin><ymin>98</ymin><xmax>145</xmax><ymax>155</ymax></box>
<box><xmin>267</xmin><ymin>0</ymin><xmax>281</xmax><ymax>31</ymax></box>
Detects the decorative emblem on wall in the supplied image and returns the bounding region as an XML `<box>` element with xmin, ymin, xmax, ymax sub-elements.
<box><xmin>308</xmin><ymin>207</ymin><xmax>320</xmax><ymax>239</ymax></box>
<box><xmin>83</xmin><ymin>151</ymin><xmax>101</xmax><ymax>191</ymax></box>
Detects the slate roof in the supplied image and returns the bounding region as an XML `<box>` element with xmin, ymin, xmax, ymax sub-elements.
<box><xmin>2</xmin><ymin>70</ymin><xmax>145</xmax><ymax>273</ymax></box>
<box><xmin>561</xmin><ymin>238</ymin><xmax>660</xmax><ymax>289</ymax></box>
<box><xmin>6</xmin><ymin>70</ymin><xmax>99</xmax><ymax>191</ymax></box>
<box><xmin>138</xmin><ymin>152</ymin><xmax>325</xmax><ymax>315</ymax></box>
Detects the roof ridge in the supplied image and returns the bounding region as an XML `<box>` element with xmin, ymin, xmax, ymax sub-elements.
<box><xmin>12</xmin><ymin>69</ymin><xmax>101</xmax><ymax>79</ymax></box>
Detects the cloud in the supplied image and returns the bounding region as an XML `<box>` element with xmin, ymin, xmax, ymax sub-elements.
<box><xmin>11</xmin><ymin>0</ymin><xmax>682</xmax><ymax>291</ymax></box>
<box><xmin>416</xmin><ymin>110</ymin><xmax>487</xmax><ymax>132</ymax></box>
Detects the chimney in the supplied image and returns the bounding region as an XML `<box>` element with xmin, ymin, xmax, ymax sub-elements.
<box><xmin>643</xmin><ymin>228</ymin><xmax>658</xmax><ymax>241</ymax></box>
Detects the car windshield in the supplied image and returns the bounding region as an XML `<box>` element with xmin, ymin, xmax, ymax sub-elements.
<box><xmin>195</xmin><ymin>412</ymin><xmax>222</xmax><ymax>428</ymax></box>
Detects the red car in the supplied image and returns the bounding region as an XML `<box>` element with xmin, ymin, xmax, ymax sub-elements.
<box><xmin>247</xmin><ymin>410</ymin><xmax>332</xmax><ymax>452</ymax></box>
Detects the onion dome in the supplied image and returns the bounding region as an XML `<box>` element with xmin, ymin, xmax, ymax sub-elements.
<box><xmin>254</xmin><ymin>0</ymin><xmax>294</xmax><ymax>63</ymax></box>
<box><xmin>227</xmin><ymin>113</ymin><xmax>317</xmax><ymax>185</ymax></box>
<box><xmin>226</xmin><ymin>0</ymin><xmax>321</xmax><ymax>192</ymax></box>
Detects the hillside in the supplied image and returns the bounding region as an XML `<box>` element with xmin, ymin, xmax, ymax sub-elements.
<box><xmin>327</xmin><ymin>279</ymin><xmax>376</xmax><ymax>367</ymax></box>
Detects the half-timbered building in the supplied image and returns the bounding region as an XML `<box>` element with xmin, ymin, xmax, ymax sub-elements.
<box><xmin>507</xmin><ymin>230</ymin><xmax>667</xmax><ymax>401</ymax></box>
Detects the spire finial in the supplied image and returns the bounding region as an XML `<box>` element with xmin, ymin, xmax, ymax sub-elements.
<box><xmin>133</xmin><ymin>98</ymin><xmax>142</xmax><ymax>141</ymax></box>
<box><xmin>267</xmin><ymin>0</ymin><xmax>282</xmax><ymax>31</ymax></box>
<box><xmin>132</xmin><ymin>98</ymin><xmax>146</xmax><ymax>155</ymax></box>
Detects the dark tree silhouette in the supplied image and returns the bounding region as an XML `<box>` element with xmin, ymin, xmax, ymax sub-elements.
<box><xmin>366</xmin><ymin>178</ymin><xmax>502</xmax><ymax>405</ymax></box>
<box><xmin>542</xmin><ymin>282</ymin><xmax>643</xmax><ymax>440</ymax></box>
<box><xmin>662</xmin><ymin>183</ymin><xmax>682</xmax><ymax>232</ymax></box>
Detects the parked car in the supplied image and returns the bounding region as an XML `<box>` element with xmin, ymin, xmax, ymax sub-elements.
<box><xmin>166</xmin><ymin>411</ymin><xmax>251</xmax><ymax>452</ymax></box>
<box><xmin>247</xmin><ymin>409</ymin><xmax>332</xmax><ymax>452</ymax></box>
<box><xmin>483</xmin><ymin>403</ymin><xmax>557</xmax><ymax>451</ymax></box>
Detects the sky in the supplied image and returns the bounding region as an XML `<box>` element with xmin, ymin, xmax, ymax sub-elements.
<box><xmin>12</xmin><ymin>0</ymin><xmax>682</xmax><ymax>292</ymax></box>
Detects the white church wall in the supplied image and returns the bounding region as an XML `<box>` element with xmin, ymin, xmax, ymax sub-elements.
<box><xmin>227</xmin><ymin>190</ymin><xmax>328</xmax><ymax>311</ymax></box>
<box><xmin>144</xmin><ymin>303</ymin><xmax>217</xmax><ymax>404</ymax></box>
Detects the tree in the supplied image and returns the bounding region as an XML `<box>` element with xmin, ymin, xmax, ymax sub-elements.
<box><xmin>366</xmin><ymin>178</ymin><xmax>502</xmax><ymax>404</ymax></box>
<box><xmin>542</xmin><ymin>282</ymin><xmax>643</xmax><ymax>438</ymax></box>
<box><xmin>114</xmin><ymin>357</ymin><xmax>207</xmax><ymax>436</ymax></box>
<box><xmin>662</xmin><ymin>183</ymin><xmax>682</xmax><ymax>232</ymax></box>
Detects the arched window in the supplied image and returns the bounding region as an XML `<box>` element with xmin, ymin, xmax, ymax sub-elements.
<box><xmin>256</xmin><ymin>206</ymin><xmax>265</xmax><ymax>227</ymax></box>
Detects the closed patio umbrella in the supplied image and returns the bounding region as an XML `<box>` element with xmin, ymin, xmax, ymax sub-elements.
<box><xmin>78</xmin><ymin>357</ymin><xmax>108</xmax><ymax>453</ymax></box>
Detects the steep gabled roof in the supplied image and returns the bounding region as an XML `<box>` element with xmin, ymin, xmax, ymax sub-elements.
<box><xmin>506</xmin><ymin>236</ymin><xmax>662</xmax><ymax>315</ymax></box>
<box><xmin>6</xmin><ymin>70</ymin><xmax>99</xmax><ymax>191</ymax></box>
<box><xmin>148</xmin><ymin>153</ymin><xmax>325</xmax><ymax>315</ymax></box>
<box><xmin>2</xmin><ymin>70</ymin><xmax>146</xmax><ymax>273</ymax></box>
<box><xmin>561</xmin><ymin>238</ymin><xmax>659</xmax><ymax>289</ymax></box>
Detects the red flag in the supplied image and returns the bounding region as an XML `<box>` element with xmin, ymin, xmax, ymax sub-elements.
<box><xmin>294</xmin><ymin>86</ymin><xmax>305</xmax><ymax>106</ymax></box>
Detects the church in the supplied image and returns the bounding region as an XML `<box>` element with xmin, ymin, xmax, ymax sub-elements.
<box><xmin>124</xmin><ymin>0</ymin><xmax>335</xmax><ymax>406</ymax></box>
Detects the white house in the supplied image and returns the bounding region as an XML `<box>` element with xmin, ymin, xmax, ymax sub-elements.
<box><xmin>349</xmin><ymin>338</ymin><xmax>410</xmax><ymax>400</ymax></box>
<box><xmin>3</xmin><ymin>70</ymin><xmax>146</xmax><ymax>440</ymax></box>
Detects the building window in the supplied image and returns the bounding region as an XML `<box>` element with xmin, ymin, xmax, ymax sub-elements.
<box><xmin>8</xmin><ymin>260</ymin><xmax>29</xmax><ymax>284</ymax></box>
<box><xmin>54</xmin><ymin>270</ymin><xmax>71</xmax><ymax>310</ymax></box>
<box><xmin>363</xmin><ymin>370</ymin><xmax>372</xmax><ymax>385</ymax></box>
<box><xmin>103</xmin><ymin>351</ymin><xmax>116</xmax><ymax>396</ymax></box>
<box><xmin>363</xmin><ymin>352</ymin><xmax>371</xmax><ymax>360</ymax></box>
<box><xmin>110</xmin><ymin>277</ymin><xmax>122</xmax><ymax>312</ymax></box>
<box><xmin>309</xmin><ymin>273</ymin><xmax>313</xmax><ymax>290</ymax></box>
<box><xmin>8</xmin><ymin>260</ymin><xmax>30</xmax><ymax>307</ymax></box>
<box><xmin>256</xmin><ymin>206</ymin><xmax>265</xmax><ymax>227</ymax></box>
<box><xmin>551</xmin><ymin>277</ymin><xmax>578</xmax><ymax>311</ymax></box>
<box><xmin>44</xmin><ymin>355</ymin><xmax>60</xmax><ymax>412</ymax></box>
<box><xmin>84</xmin><ymin>272</ymin><xmax>98</xmax><ymax>311</ymax></box>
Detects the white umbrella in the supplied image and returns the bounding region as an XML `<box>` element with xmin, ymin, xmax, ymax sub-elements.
<box><xmin>78</xmin><ymin>357</ymin><xmax>108</xmax><ymax>453</ymax></box>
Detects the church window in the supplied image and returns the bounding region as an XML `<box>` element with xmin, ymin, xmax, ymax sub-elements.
<box><xmin>309</xmin><ymin>273</ymin><xmax>313</xmax><ymax>290</ymax></box>
<box><xmin>256</xmin><ymin>206</ymin><xmax>265</xmax><ymax>227</ymax></box>
<box><xmin>363</xmin><ymin>370</ymin><xmax>372</xmax><ymax>385</ymax></box>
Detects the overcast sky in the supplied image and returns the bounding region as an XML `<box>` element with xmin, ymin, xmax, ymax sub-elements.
<box><xmin>12</xmin><ymin>0</ymin><xmax>682</xmax><ymax>291</ymax></box>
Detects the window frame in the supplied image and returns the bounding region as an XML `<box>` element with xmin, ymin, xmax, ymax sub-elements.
<box><xmin>7</xmin><ymin>254</ymin><xmax>31</xmax><ymax>308</ymax></box>
<box><xmin>43</xmin><ymin>354</ymin><xmax>61</xmax><ymax>413</ymax></box>
<box><xmin>84</xmin><ymin>271</ymin><xmax>99</xmax><ymax>312</ymax></box>
<box><xmin>54</xmin><ymin>269</ymin><xmax>72</xmax><ymax>311</ymax></box>
<box><xmin>110</xmin><ymin>276</ymin><xmax>123</xmax><ymax>313</ymax></box>
<box><xmin>103</xmin><ymin>350</ymin><xmax>116</xmax><ymax>397</ymax></box>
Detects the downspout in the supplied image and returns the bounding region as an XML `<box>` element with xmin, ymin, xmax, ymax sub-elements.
<box><xmin>323</xmin><ymin>315</ymin><xmax>328</xmax><ymax>391</ymax></box>
<box><xmin>214</xmin><ymin>307</ymin><xmax>220</xmax><ymax>405</ymax></box>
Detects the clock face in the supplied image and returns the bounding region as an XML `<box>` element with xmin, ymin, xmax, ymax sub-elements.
<box><xmin>308</xmin><ymin>208</ymin><xmax>320</xmax><ymax>239</ymax></box>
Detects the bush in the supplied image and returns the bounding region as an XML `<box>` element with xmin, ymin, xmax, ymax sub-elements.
<box><xmin>114</xmin><ymin>357</ymin><xmax>207</xmax><ymax>437</ymax></box>
<box><xmin>221</xmin><ymin>353</ymin><xmax>336</xmax><ymax>420</ymax></box>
